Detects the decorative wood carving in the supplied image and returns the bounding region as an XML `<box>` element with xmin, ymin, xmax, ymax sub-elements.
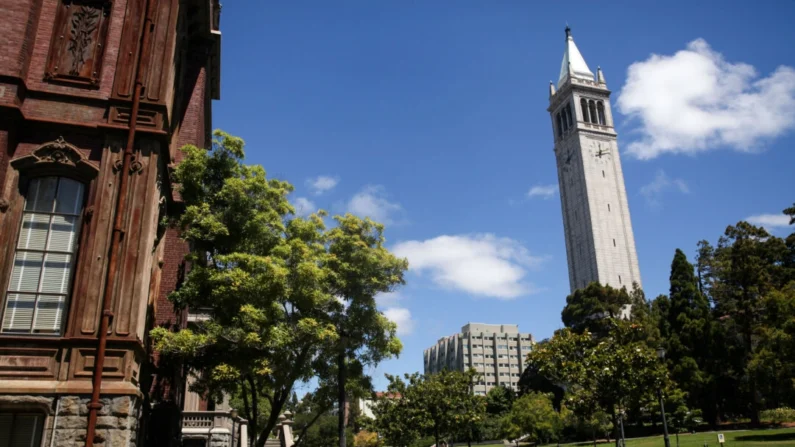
<box><xmin>45</xmin><ymin>0</ymin><xmax>112</xmax><ymax>88</ymax></box>
<box><xmin>10</xmin><ymin>136</ymin><xmax>100</xmax><ymax>181</ymax></box>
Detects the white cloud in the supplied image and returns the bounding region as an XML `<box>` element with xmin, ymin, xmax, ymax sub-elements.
<box><xmin>527</xmin><ymin>184</ymin><xmax>558</xmax><ymax>199</ymax></box>
<box><xmin>746</xmin><ymin>213</ymin><xmax>792</xmax><ymax>233</ymax></box>
<box><xmin>639</xmin><ymin>170</ymin><xmax>689</xmax><ymax>208</ymax></box>
<box><xmin>347</xmin><ymin>186</ymin><xmax>403</xmax><ymax>224</ymax></box>
<box><xmin>293</xmin><ymin>197</ymin><xmax>316</xmax><ymax>217</ymax></box>
<box><xmin>392</xmin><ymin>234</ymin><xmax>543</xmax><ymax>299</ymax></box>
<box><xmin>384</xmin><ymin>307</ymin><xmax>414</xmax><ymax>335</ymax></box>
<box><xmin>617</xmin><ymin>39</ymin><xmax>795</xmax><ymax>159</ymax></box>
<box><xmin>376</xmin><ymin>291</ymin><xmax>403</xmax><ymax>308</ymax></box>
<box><xmin>307</xmin><ymin>175</ymin><xmax>339</xmax><ymax>195</ymax></box>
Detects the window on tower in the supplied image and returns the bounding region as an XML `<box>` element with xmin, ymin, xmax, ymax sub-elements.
<box><xmin>565</xmin><ymin>103</ymin><xmax>573</xmax><ymax>128</ymax></box>
<box><xmin>597</xmin><ymin>101</ymin><xmax>607</xmax><ymax>125</ymax></box>
<box><xmin>589</xmin><ymin>101</ymin><xmax>597</xmax><ymax>125</ymax></box>
<box><xmin>580</xmin><ymin>98</ymin><xmax>590</xmax><ymax>123</ymax></box>
<box><xmin>556</xmin><ymin>113</ymin><xmax>563</xmax><ymax>138</ymax></box>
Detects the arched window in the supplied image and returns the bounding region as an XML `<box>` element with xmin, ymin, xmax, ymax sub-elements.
<box><xmin>565</xmin><ymin>103</ymin><xmax>573</xmax><ymax>128</ymax></box>
<box><xmin>597</xmin><ymin>101</ymin><xmax>606</xmax><ymax>125</ymax></box>
<box><xmin>1</xmin><ymin>177</ymin><xmax>85</xmax><ymax>334</ymax></box>
<box><xmin>580</xmin><ymin>98</ymin><xmax>590</xmax><ymax>123</ymax></box>
<box><xmin>2</xmin><ymin>137</ymin><xmax>97</xmax><ymax>336</ymax></box>
<box><xmin>589</xmin><ymin>100</ymin><xmax>597</xmax><ymax>125</ymax></box>
<box><xmin>556</xmin><ymin>113</ymin><xmax>563</xmax><ymax>138</ymax></box>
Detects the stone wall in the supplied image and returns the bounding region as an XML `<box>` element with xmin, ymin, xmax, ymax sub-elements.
<box><xmin>209</xmin><ymin>432</ymin><xmax>232</xmax><ymax>447</ymax></box>
<box><xmin>53</xmin><ymin>395</ymin><xmax>141</xmax><ymax>447</ymax></box>
<box><xmin>0</xmin><ymin>394</ymin><xmax>141</xmax><ymax>447</ymax></box>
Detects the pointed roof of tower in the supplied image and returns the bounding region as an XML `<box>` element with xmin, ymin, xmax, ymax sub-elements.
<box><xmin>558</xmin><ymin>27</ymin><xmax>594</xmax><ymax>88</ymax></box>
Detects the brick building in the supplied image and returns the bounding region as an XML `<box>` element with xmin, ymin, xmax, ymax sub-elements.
<box><xmin>0</xmin><ymin>1</ymin><xmax>232</xmax><ymax>445</ymax></box>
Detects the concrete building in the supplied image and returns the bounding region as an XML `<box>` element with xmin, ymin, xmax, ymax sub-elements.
<box><xmin>423</xmin><ymin>323</ymin><xmax>534</xmax><ymax>395</ymax></box>
<box><xmin>0</xmin><ymin>1</ymin><xmax>244</xmax><ymax>446</ymax></box>
<box><xmin>549</xmin><ymin>27</ymin><xmax>642</xmax><ymax>293</ymax></box>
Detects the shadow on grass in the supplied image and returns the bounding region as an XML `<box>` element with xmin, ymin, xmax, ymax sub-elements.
<box><xmin>734</xmin><ymin>432</ymin><xmax>795</xmax><ymax>442</ymax></box>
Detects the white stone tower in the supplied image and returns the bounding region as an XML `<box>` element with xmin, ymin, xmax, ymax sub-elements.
<box><xmin>548</xmin><ymin>27</ymin><xmax>641</xmax><ymax>293</ymax></box>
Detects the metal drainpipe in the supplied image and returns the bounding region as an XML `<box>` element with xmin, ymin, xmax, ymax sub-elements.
<box><xmin>85</xmin><ymin>0</ymin><xmax>157</xmax><ymax>445</ymax></box>
<box><xmin>49</xmin><ymin>396</ymin><xmax>61</xmax><ymax>447</ymax></box>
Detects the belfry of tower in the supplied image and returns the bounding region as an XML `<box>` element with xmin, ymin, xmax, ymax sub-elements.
<box><xmin>548</xmin><ymin>27</ymin><xmax>642</xmax><ymax>293</ymax></box>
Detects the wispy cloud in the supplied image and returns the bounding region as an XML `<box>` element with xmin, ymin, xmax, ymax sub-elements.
<box><xmin>347</xmin><ymin>185</ymin><xmax>403</xmax><ymax>224</ymax></box>
<box><xmin>639</xmin><ymin>170</ymin><xmax>689</xmax><ymax>208</ymax></box>
<box><xmin>527</xmin><ymin>184</ymin><xmax>558</xmax><ymax>200</ymax></box>
<box><xmin>293</xmin><ymin>197</ymin><xmax>316</xmax><ymax>217</ymax></box>
<box><xmin>383</xmin><ymin>307</ymin><xmax>414</xmax><ymax>335</ymax></box>
<box><xmin>392</xmin><ymin>234</ymin><xmax>544</xmax><ymax>300</ymax></box>
<box><xmin>376</xmin><ymin>291</ymin><xmax>404</xmax><ymax>308</ymax></box>
<box><xmin>617</xmin><ymin>39</ymin><xmax>795</xmax><ymax>159</ymax></box>
<box><xmin>746</xmin><ymin>213</ymin><xmax>792</xmax><ymax>233</ymax></box>
<box><xmin>306</xmin><ymin>175</ymin><xmax>339</xmax><ymax>195</ymax></box>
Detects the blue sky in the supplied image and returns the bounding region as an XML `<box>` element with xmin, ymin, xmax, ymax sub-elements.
<box><xmin>213</xmin><ymin>1</ymin><xmax>795</xmax><ymax>390</ymax></box>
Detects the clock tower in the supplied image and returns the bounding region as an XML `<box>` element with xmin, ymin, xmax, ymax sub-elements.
<box><xmin>548</xmin><ymin>27</ymin><xmax>641</xmax><ymax>293</ymax></box>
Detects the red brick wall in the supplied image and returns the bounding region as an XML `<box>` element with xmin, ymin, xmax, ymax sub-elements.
<box><xmin>0</xmin><ymin>0</ymin><xmax>36</xmax><ymax>78</ymax></box>
<box><xmin>174</xmin><ymin>63</ymin><xmax>207</xmax><ymax>163</ymax></box>
<box><xmin>0</xmin><ymin>127</ymin><xmax>10</xmax><ymax>194</ymax></box>
<box><xmin>155</xmin><ymin>227</ymin><xmax>189</xmax><ymax>328</ymax></box>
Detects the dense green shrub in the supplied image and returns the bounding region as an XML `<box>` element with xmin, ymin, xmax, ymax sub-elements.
<box><xmin>761</xmin><ymin>407</ymin><xmax>795</xmax><ymax>425</ymax></box>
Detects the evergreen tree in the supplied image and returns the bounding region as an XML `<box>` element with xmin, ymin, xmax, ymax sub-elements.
<box><xmin>665</xmin><ymin>249</ymin><xmax>712</xmax><ymax>418</ymax></box>
<box><xmin>561</xmin><ymin>282</ymin><xmax>632</xmax><ymax>335</ymax></box>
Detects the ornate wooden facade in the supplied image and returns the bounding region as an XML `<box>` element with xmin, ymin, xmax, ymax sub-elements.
<box><xmin>0</xmin><ymin>0</ymin><xmax>221</xmax><ymax>445</ymax></box>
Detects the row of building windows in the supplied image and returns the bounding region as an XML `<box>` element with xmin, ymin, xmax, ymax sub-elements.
<box><xmin>467</xmin><ymin>335</ymin><xmax>531</xmax><ymax>341</ymax></box>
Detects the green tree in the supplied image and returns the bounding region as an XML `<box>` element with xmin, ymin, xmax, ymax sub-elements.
<box><xmin>501</xmin><ymin>392</ymin><xmax>562</xmax><ymax>446</ymax></box>
<box><xmin>149</xmin><ymin>131</ymin><xmax>407</xmax><ymax>446</ymax></box>
<box><xmin>324</xmin><ymin>215</ymin><xmax>408</xmax><ymax>447</ymax></box>
<box><xmin>561</xmin><ymin>282</ymin><xmax>632</xmax><ymax>335</ymax></box>
<box><xmin>665</xmin><ymin>249</ymin><xmax>712</xmax><ymax>415</ymax></box>
<box><xmin>411</xmin><ymin>369</ymin><xmax>484</xmax><ymax>447</ymax></box>
<box><xmin>749</xmin><ymin>283</ymin><xmax>795</xmax><ymax>409</ymax></box>
<box><xmin>371</xmin><ymin>374</ymin><xmax>423</xmax><ymax>447</ymax></box>
<box><xmin>703</xmin><ymin>221</ymin><xmax>793</xmax><ymax>424</ymax></box>
<box><xmin>527</xmin><ymin>321</ymin><xmax>669</xmax><ymax>446</ymax></box>
<box><xmin>485</xmin><ymin>385</ymin><xmax>516</xmax><ymax>416</ymax></box>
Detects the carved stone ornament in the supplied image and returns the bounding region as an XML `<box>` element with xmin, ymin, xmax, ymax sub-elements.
<box><xmin>10</xmin><ymin>136</ymin><xmax>100</xmax><ymax>181</ymax></box>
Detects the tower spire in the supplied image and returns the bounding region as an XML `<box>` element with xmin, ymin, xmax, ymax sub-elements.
<box><xmin>557</xmin><ymin>26</ymin><xmax>594</xmax><ymax>87</ymax></box>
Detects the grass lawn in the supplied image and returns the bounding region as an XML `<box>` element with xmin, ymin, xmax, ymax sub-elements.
<box><xmin>469</xmin><ymin>428</ymin><xmax>795</xmax><ymax>447</ymax></box>
<box><xmin>622</xmin><ymin>428</ymin><xmax>795</xmax><ymax>446</ymax></box>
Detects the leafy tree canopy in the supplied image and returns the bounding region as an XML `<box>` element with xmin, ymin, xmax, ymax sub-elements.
<box><xmin>150</xmin><ymin>131</ymin><xmax>407</xmax><ymax>446</ymax></box>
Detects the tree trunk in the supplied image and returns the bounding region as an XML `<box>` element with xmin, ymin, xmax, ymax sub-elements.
<box><xmin>611</xmin><ymin>408</ymin><xmax>619</xmax><ymax>447</ymax></box>
<box><xmin>338</xmin><ymin>350</ymin><xmax>347</xmax><ymax>447</ymax></box>
<box><xmin>435</xmin><ymin>426</ymin><xmax>440</xmax><ymax>447</ymax></box>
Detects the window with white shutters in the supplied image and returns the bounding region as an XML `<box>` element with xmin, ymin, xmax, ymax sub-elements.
<box><xmin>0</xmin><ymin>413</ymin><xmax>44</xmax><ymax>447</ymax></box>
<box><xmin>1</xmin><ymin>177</ymin><xmax>84</xmax><ymax>335</ymax></box>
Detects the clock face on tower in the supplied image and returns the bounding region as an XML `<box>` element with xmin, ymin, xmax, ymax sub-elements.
<box><xmin>592</xmin><ymin>142</ymin><xmax>611</xmax><ymax>163</ymax></box>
